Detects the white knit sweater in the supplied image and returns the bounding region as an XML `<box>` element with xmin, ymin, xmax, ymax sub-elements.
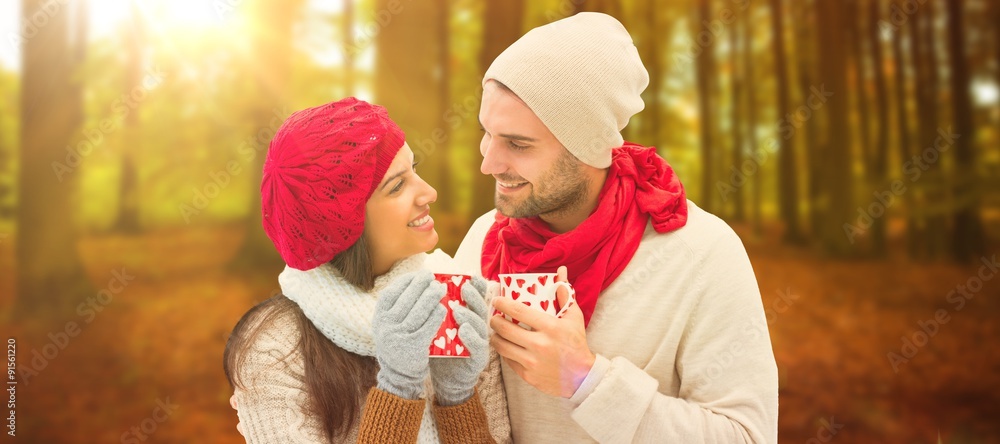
<box><xmin>233</xmin><ymin>251</ymin><xmax>512</xmax><ymax>443</ymax></box>
<box><xmin>453</xmin><ymin>200</ymin><xmax>779</xmax><ymax>443</ymax></box>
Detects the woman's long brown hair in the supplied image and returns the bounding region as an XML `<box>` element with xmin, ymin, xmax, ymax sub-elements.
<box><xmin>224</xmin><ymin>235</ymin><xmax>379</xmax><ymax>442</ymax></box>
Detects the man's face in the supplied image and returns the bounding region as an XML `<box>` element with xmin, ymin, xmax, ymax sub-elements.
<box><xmin>478</xmin><ymin>81</ymin><xmax>590</xmax><ymax>219</ymax></box>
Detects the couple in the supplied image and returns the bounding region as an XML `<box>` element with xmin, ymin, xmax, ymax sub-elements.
<box><xmin>224</xmin><ymin>13</ymin><xmax>778</xmax><ymax>444</ymax></box>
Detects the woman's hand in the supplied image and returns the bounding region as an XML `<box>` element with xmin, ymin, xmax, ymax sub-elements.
<box><xmin>372</xmin><ymin>271</ymin><xmax>448</xmax><ymax>400</ymax></box>
<box><xmin>428</xmin><ymin>276</ymin><xmax>491</xmax><ymax>406</ymax></box>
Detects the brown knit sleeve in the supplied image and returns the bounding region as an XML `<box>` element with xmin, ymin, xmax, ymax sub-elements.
<box><xmin>356</xmin><ymin>387</ymin><xmax>425</xmax><ymax>444</ymax></box>
<box><xmin>432</xmin><ymin>389</ymin><xmax>497</xmax><ymax>444</ymax></box>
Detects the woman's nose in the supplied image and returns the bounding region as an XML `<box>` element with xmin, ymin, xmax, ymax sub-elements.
<box><xmin>417</xmin><ymin>177</ymin><xmax>437</xmax><ymax>206</ymax></box>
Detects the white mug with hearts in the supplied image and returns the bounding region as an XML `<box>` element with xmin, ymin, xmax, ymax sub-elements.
<box><xmin>497</xmin><ymin>273</ymin><xmax>576</xmax><ymax>329</ymax></box>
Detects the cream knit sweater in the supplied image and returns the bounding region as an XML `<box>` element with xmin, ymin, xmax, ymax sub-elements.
<box><xmin>233</xmin><ymin>254</ymin><xmax>512</xmax><ymax>443</ymax></box>
<box><xmin>453</xmin><ymin>200</ymin><xmax>779</xmax><ymax>444</ymax></box>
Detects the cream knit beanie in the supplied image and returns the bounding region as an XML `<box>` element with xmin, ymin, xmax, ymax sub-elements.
<box><xmin>483</xmin><ymin>12</ymin><xmax>649</xmax><ymax>169</ymax></box>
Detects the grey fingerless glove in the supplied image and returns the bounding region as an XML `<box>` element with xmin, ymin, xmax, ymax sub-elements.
<box><xmin>372</xmin><ymin>271</ymin><xmax>448</xmax><ymax>400</ymax></box>
<box><xmin>428</xmin><ymin>276</ymin><xmax>491</xmax><ymax>406</ymax></box>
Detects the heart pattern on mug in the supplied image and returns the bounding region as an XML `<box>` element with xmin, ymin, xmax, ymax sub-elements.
<box><xmin>430</xmin><ymin>274</ymin><xmax>472</xmax><ymax>358</ymax></box>
<box><xmin>498</xmin><ymin>273</ymin><xmax>576</xmax><ymax>330</ymax></box>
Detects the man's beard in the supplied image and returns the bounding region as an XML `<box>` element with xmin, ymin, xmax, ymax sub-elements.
<box><xmin>494</xmin><ymin>151</ymin><xmax>590</xmax><ymax>219</ymax></box>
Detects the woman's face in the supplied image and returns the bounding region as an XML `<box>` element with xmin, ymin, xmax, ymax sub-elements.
<box><xmin>365</xmin><ymin>143</ymin><xmax>439</xmax><ymax>274</ymax></box>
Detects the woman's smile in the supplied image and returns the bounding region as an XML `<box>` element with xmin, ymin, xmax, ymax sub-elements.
<box><xmin>407</xmin><ymin>211</ymin><xmax>435</xmax><ymax>231</ymax></box>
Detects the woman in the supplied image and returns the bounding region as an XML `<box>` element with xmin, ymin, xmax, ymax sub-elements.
<box><xmin>223</xmin><ymin>98</ymin><xmax>510</xmax><ymax>443</ymax></box>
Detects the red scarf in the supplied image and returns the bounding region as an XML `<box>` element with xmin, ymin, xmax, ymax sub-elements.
<box><xmin>481</xmin><ymin>143</ymin><xmax>688</xmax><ymax>326</ymax></box>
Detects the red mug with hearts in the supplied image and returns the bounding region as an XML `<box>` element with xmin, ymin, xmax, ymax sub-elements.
<box><xmin>429</xmin><ymin>273</ymin><xmax>472</xmax><ymax>358</ymax></box>
<box><xmin>497</xmin><ymin>273</ymin><xmax>577</xmax><ymax>329</ymax></box>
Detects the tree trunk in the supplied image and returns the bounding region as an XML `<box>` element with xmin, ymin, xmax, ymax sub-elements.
<box><xmin>437</xmin><ymin>0</ymin><xmax>452</xmax><ymax>214</ymax></box>
<box><xmin>695</xmin><ymin>0</ymin><xmax>717</xmax><ymax>213</ymax></box>
<box><xmin>889</xmin><ymin>10</ymin><xmax>920</xmax><ymax>258</ymax></box>
<box><xmin>847</xmin><ymin>0</ymin><xmax>873</xmax><ymax>251</ymax></box>
<box><xmin>793</xmin><ymin>0</ymin><xmax>822</xmax><ymax>238</ymax></box>
<box><xmin>815</xmin><ymin>0</ymin><xmax>854</xmax><ymax>256</ymax></box>
<box><xmin>869</xmin><ymin>0</ymin><xmax>890</xmax><ymax>256</ymax></box>
<box><xmin>114</xmin><ymin>1</ymin><xmax>143</xmax><ymax>234</ymax></box>
<box><xmin>376</xmin><ymin>0</ymin><xmax>450</xmax><ymax>247</ymax></box>
<box><xmin>771</xmin><ymin>0</ymin><xmax>801</xmax><ymax>242</ymax></box>
<box><xmin>228</xmin><ymin>0</ymin><xmax>300</xmax><ymax>272</ymax></box>
<box><xmin>848</xmin><ymin>0</ymin><xmax>872</xmax><ymax>165</ymax></box>
<box><xmin>16</xmin><ymin>0</ymin><xmax>92</xmax><ymax>316</ymax></box>
<box><xmin>996</xmin><ymin>0</ymin><xmax>1000</xmax><ymax>156</ymax></box>
<box><xmin>474</xmin><ymin>0</ymin><xmax>525</xmax><ymax>219</ymax></box>
<box><xmin>728</xmin><ymin>12</ymin><xmax>744</xmax><ymax>222</ymax></box>
<box><xmin>641</xmin><ymin>0</ymin><xmax>666</xmax><ymax>148</ymax></box>
<box><xmin>744</xmin><ymin>1</ymin><xmax>761</xmax><ymax>236</ymax></box>
<box><xmin>908</xmin><ymin>0</ymin><xmax>931</xmax><ymax>261</ymax></box>
<box><xmin>945</xmin><ymin>0</ymin><xmax>985</xmax><ymax>261</ymax></box>
<box><xmin>910</xmin><ymin>0</ymin><xmax>951</xmax><ymax>260</ymax></box>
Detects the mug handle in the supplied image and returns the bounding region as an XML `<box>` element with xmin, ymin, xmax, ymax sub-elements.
<box><xmin>553</xmin><ymin>281</ymin><xmax>577</xmax><ymax>319</ymax></box>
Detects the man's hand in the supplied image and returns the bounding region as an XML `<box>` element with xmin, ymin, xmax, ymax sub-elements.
<box><xmin>489</xmin><ymin>266</ymin><xmax>595</xmax><ymax>398</ymax></box>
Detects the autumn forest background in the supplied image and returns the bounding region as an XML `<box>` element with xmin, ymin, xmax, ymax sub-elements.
<box><xmin>0</xmin><ymin>0</ymin><xmax>999</xmax><ymax>442</ymax></box>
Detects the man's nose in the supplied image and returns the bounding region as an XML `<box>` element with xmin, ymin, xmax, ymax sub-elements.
<box><xmin>481</xmin><ymin>139</ymin><xmax>504</xmax><ymax>176</ymax></box>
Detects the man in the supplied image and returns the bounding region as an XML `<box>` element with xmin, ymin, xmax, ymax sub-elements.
<box><xmin>453</xmin><ymin>12</ymin><xmax>778</xmax><ymax>443</ymax></box>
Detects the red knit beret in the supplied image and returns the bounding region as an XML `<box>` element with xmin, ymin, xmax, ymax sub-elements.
<box><xmin>260</xmin><ymin>97</ymin><xmax>405</xmax><ymax>270</ymax></box>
